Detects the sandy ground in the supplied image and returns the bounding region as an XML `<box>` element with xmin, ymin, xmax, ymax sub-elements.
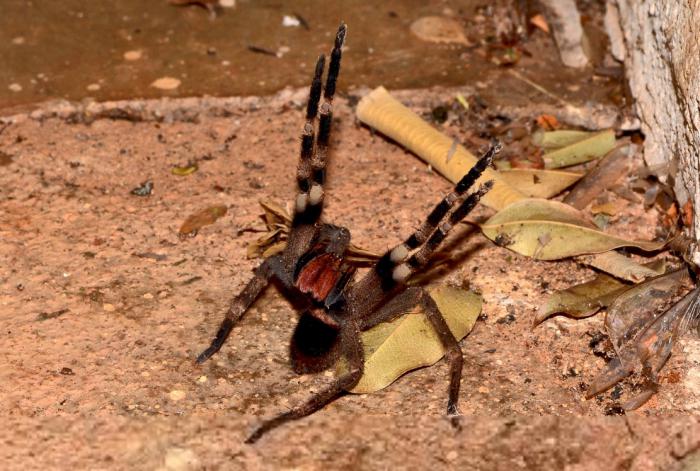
<box><xmin>2</xmin><ymin>89</ymin><xmax>700</xmax><ymax>470</ymax></box>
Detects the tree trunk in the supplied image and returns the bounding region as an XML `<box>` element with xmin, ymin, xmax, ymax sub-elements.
<box><xmin>606</xmin><ymin>1</ymin><xmax>700</xmax><ymax>264</ymax></box>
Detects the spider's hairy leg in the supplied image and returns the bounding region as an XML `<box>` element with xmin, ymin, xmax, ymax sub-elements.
<box><xmin>196</xmin><ymin>257</ymin><xmax>279</xmax><ymax>364</ymax></box>
<box><xmin>366</xmin><ymin>143</ymin><xmax>499</xmax><ymax>295</ymax></box>
<box><xmin>402</xmin><ymin>181</ymin><xmax>493</xmax><ymax>275</ymax></box>
<box><xmin>358</xmin><ymin>287</ymin><xmax>464</xmax><ymax>428</ymax></box>
<box><xmin>359</xmin><ymin>286</ymin><xmax>423</xmax><ymax>330</ymax></box>
<box><xmin>421</xmin><ymin>292</ymin><xmax>464</xmax><ymax>428</ymax></box>
<box><xmin>245</xmin><ymin>317</ymin><xmax>363</xmax><ymax>444</ymax></box>
<box><xmin>293</xmin><ymin>23</ymin><xmax>347</xmax><ymax>227</ymax></box>
<box><xmin>294</xmin><ymin>53</ymin><xmax>325</xmax><ymax>223</ymax></box>
<box><xmin>389</xmin><ymin>142</ymin><xmax>500</xmax><ymax>262</ymax></box>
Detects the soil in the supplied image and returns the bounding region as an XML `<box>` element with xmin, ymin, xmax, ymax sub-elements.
<box><xmin>1</xmin><ymin>87</ymin><xmax>700</xmax><ymax>470</ymax></box>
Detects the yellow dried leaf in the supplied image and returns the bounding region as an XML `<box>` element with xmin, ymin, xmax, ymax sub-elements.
<box><xmin>577</xmin><ymin>252</ymin><xmax>665</xmax><ymax>283</ymax></box>
<box><xmin>532</xmin><ymin>129</ymin><xmax>591</xmax><ymax>149</ymax></box>
<box><xmin>356</xmin><ymin>87</ymin><xmax>525</xmax><ymax>211</ymax></box>
<box><xmin>542</xmin><ymin>129</ymin><xmax>616</xmax><ymax>169</ymax></box>
<box><xmin>481</xmin><ymin>198</ymin><xmax>665</xmax><ymax>260</ymax></box>
<box><xmin>342</xmin><ymin>286</ymin><xmax>481</xmax><ymax>394</ymax></box>
<box><xmin>498</xmin><ymin>168</ymin><xmax>582</xmax><ymax>199</ymax></box>
<box><xmin>171</xmin><ymin>163</ymin><xmax>198</xmax><ymax>176</ymax></box>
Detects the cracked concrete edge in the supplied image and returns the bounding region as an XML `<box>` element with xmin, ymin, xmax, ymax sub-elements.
<box><xmin>0</xmin><ymin>84</ymin><xmax>623</xmax><ymax>131</ymax></box>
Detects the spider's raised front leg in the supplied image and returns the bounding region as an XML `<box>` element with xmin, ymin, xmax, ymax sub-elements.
<box><xmin>245</xmin><ymin>316</ymin><xmax>364</xmax><ymax>444</ymax></box>
<box><xmin>292</xmin><ymin>23</ymin><xmax>346</xmax><ymax>228</ymax></box>
<box><xmin>196</xmin><ymin>256</ymin><xmax>283</xmax><ymax>363</ymax></box>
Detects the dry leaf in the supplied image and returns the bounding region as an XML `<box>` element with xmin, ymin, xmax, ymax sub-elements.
<box><xmin>564</xmin><ymin>143</ymin><xmax>636</xmax><ymax>209</ymax></box>
<box><xmin>247</xmin><ymin>200</ymin><xmax>380</xmax><ymax>263</ymax></box>
<box><xmin>409</xmin><ymin>16</ymin><xmax>469</xmax><ymax>46</ymax></box>
<box><xmin>536</xmin><ymin>114</ymin><xmax>560</xmax><ymax>130</ymax></box>
<box><xmin>587</xmin><ymin>270</ymin><xmax>693</xmax><ymax>404</ymax></box>
<box><xmin>576</xmin><ymin>252</ymin><xmax>665</xmax><ymax>283</ymax></box>
<box><xmin>172</xmin><ymin>163</ymin><xmax>199</xmax><ymax>176</ymax></box>
<box><xmin>531</xmin><ymin>129</ymin><xmax>591</xmax><ymax>149</ymax></box>
<box><xmin>341</xmin><ymin>285</ymin><xmax>482</xmax><ymax>394</ymax></box>
<box><xmin>529</xmin><ymin>14</ymin><xmax>550</xmax><ymax>33</ymax></box>
<box><xmin>536</xmin><ymin>273</ymin><xmax>628</xmax><ymax>325</ymax></box>
<box><xmin>498</xmin><ymin>168</ymin><xmax>582</xmax><ymax>199</ymax></box>
<box><xmin>179</xmin><ymin>205</ymin><xmax>228</xmax><ymax>236</ymax></box>
<box><xmin>682</xmin><ymin>200</ymin><xmax>694</xmax><ymax>227</ymax></box>
<box><xmin>590</xmin><ymin>201</ymin><xmax>625</xmax><ymax>216</ymax></box>
<box><xmin>542</xmin><ymin>129</ymin><xmax>616</xmax><ymax>169</ymax></box>
<box><xmin>481</xmin><ymin>198</ymin><xmax>665</xmax><ymax>260</ymax></box>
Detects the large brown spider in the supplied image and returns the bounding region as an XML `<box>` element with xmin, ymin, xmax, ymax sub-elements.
<box><xmin>197</xmin><ymin>23</ymin><xmax>499</xmax><ymax>443</ymax></box>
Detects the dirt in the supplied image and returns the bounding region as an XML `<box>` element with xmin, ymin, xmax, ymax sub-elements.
<box><xmin>1</xmin><ymin>85</ymin><xmax>700</xmax><ymax>470</ymax></box>
<box><xmin>1</xmin><ymin>0</ymin><xmax>620</xmax><ymax>121</ymax></box>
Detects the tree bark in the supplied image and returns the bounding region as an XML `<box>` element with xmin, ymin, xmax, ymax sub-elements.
<box><xmin>606</xmin><ymin>1</ymin><xmax>700</xmax><ymax>264</ymax></box>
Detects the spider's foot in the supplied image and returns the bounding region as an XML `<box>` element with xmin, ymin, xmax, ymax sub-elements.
<box><xmin>447</xmin><ymin>404</ymin><xmax>462</xmax><ymax>431</ymax></box>
<box><xmin>196</xmin><ymin>318</ymin><xmax>234</xmax><ymax>364</ymax></box>
<box><xmin>244</xmin><ymin>427</ymin><xmax>264</xmax><ymax>445</ymax></box>
<box><xmin>195</xmin><ymin>348</ymin><xmax>214</xmax><ymax>365</ymax></box>
<box><xmin>244</xmin><ymin>420</ymin><xmax>275</xmax><ymax>444</ymax></box>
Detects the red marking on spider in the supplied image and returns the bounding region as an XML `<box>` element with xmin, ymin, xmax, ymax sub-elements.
<box><xmin>295</xmin><ymin>253</ymin><xmax>342</xmax><ymax>302</ymax></box>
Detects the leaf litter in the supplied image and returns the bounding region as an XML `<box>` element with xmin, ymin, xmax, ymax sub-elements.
<box><xmin>354</xmin><ymin>87</ymin><xmax>691</xmax><ymax>407</ymax></box>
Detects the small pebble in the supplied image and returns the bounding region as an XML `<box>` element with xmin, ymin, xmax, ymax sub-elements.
<box><xmin>446</xmin><ymin>451</ymin><xmax>458</xmax><ymax>461</ymax></box>
<box><xmin>282</xmin><ymin>15</ymin><xmax>300</xmax><ymax>27</ymax></box>
<box><xmin>151</xmin><ymin>77</ymin><xmax>181</xmax><ymax>90</ymax></box>
<box><xmin>197</xmin><ymin>375</ymin><xmax>208</xmax><ymax>383</ymax></box>
<box><xmin>169</xmin><ymin>389</ymin><xmax>186</xmax><ymax>401</ymax></box>
<box><xmin>12</xmin><ymin>36</ymin><xmax>25</xmax><ymax>45</ymax></box>
<box><xmin>143</xmin><ymin>293</ymin><xmax>154</xmax><ymax>299</ymax></box>
<box><xmin>164</xmin><ymin>447</ymin><xmax>199</xmax><ymax>471</ymax></box>
<box><xmin>8</xmin><ymin>83</ymin><xmax>22</xmax><ymax>92</ymax></box>
<box><xmin>103</xmin><ymin>303</ymin><xmax>116</xmax><ymax>312</ymax></box>
<box><xmin>86</xmin><ymin>83</ymin><xmax>100</xmax><ymax>91</ymax></box>
<box><xmin>123</xmin><ymin>50</ymin><xmax>142</xmax><ymax>61</ymax></box>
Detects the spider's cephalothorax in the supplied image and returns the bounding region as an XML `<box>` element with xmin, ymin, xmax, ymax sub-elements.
<box><xmin>197</xmin><ymin>23</ymin><xmax>500</xmax><ymax>444</ymax></box>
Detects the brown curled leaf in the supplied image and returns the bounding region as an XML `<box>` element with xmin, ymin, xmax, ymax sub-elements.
<box><xmin>179</xmin><ymin>205</ymin><xmax>228</xmax><ymax>236</ymax></box>
<box><xmin>535</xmin><ymin>273</ymin><xmax>628</xmax><ymax>325</ymax></box>
<box><xmin>564</xmin><ymin>142</ymin><xmax>637</xmax><ymax>209</ymax></box>
<box><xmin>586</xmin><ymin>270</ymin><xmax>694</xmax><ymax>402</ymax></box>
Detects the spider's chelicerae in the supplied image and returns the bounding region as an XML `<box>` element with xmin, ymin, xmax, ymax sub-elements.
<box><xmin>197</xmin><ymin>23</ymin><xmax>500</xmax><ymax>443</ymax></box>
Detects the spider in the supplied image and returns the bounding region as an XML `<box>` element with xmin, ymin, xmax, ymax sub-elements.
<box><xmin>197</xmin><ymin>23</ymin><xmax>499</xmax><ymax>444</ymax></box>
